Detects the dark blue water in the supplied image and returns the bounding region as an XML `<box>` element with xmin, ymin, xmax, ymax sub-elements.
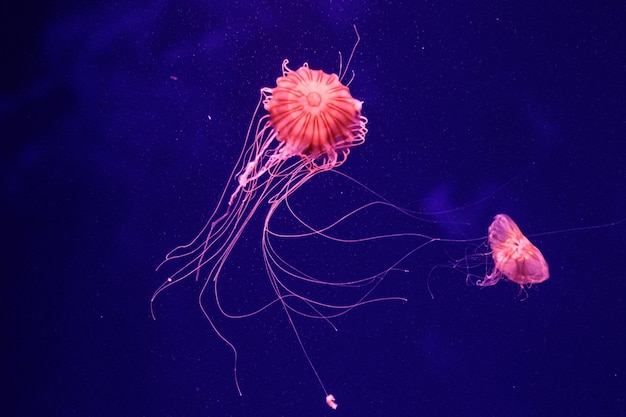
<box><xmin>4</xmin><ymin>1</ymin><xmax>625</xmax><ymax>416</ymax></box>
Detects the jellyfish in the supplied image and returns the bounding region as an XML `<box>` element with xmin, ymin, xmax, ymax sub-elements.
<box><xmin>152</xmin><ymin>29</ymin><xmax>380</xmax><ymax>405</ymax></box>
<box><xmin>477</xmin><ymin>214</ymin><xmax>549</xmax><ymax>288</ymax></box>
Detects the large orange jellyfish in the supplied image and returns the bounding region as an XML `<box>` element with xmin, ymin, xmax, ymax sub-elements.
<box><xmin>152</xmin><ymin>30</ymin><xmax>375</xmax><ymax>407</ymax></box>
<box><xmin>477</xmin><ymin>214</ymin><xmax>549</xmax><ymax>288</ymax></box>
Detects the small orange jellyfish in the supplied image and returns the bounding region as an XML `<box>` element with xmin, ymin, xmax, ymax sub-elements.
<box><xmin>326</xmin><ymin>394</ymin><xmax>338</xmax><ymax>410</ymax></box>
<box><xmin>477</xmin><ymin>214</ymin><xmax>549</xmax><ymax>288</ymax></box>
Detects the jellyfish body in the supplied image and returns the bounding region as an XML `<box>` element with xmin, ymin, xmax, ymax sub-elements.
<box><xmin>477</xmin><ymin>214</ymin><xmax>549</xmax><ymax>288</ymax></box>
<box><xmin>266</xmin><ymin>62</ymin><xmax>364</xmax><ymax>161</ymax></box>
<box><xmin>152</xmin><ymin>58</ymin><xmax>367</xmax><ymax>397</ymax></box>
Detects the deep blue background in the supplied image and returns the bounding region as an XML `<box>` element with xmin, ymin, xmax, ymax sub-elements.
<box><xmin>3</xmin><ymin>1</ymin><xmax>625</xmax><ymax>416</ymax></box>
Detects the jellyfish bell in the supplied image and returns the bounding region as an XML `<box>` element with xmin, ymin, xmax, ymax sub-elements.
<box><xmin>265</xmin><ymin>61</ymin><xmax>365</xmax><ymax>163</ymax></box>
<box><xmin>477</xmin><ymin>214</ymin><xmax>550</xmax><ymax>288</ymax></box>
